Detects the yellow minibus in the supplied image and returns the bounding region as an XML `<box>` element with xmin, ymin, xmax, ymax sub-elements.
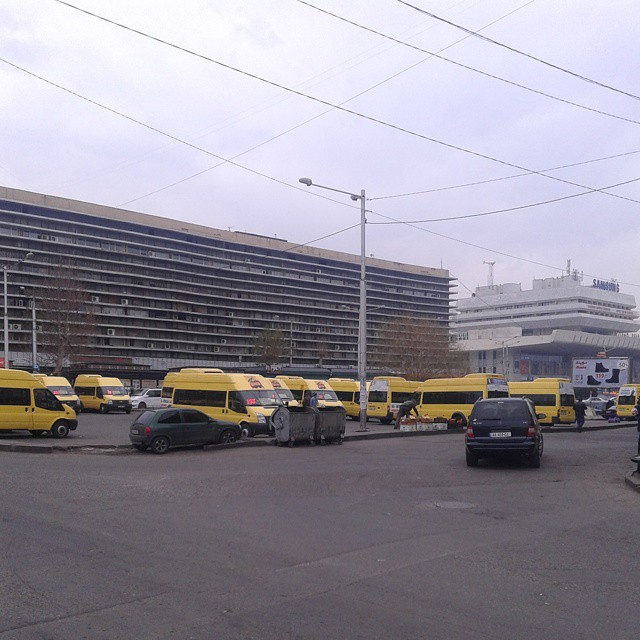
<box><xmin>615</xmin><ymin>384</ymin><xmax>640</xmax><ymax>420</ymax></box>
<box><xmin>416</xmin><ymin>373</ymin><xmax>509</xmax><ymax>426</ymax></box>
<box><xmin>508</xmin><ymin>378</ymin><xmax>575</xmax><ymax>425</ymax></box>
<box><xmin>162</xmin><ymin>370</ymin><xmax>282</xmax><ymax>437</ymax></box>
<box><xmin>268</xmin><ymin>378</ymin><xmax>299</xmax><ymax>407</ymax></box>
<box><xmin>74</xmin><ymin>375</ymin><xmax>132</xmax><ymax>414</ymax></box>
<box><xmin>33</xmin><ymin>374</ymin><xmax>81</xmax><ymax>413</ymax></box>
<box><xmin>0</xmin><ymin>369</ymin><xmax>77</xmax><ymax>437</ymax></box>
<box><xmin>328</xmin><ymin>378</ymin><xmax>361</xmax><ymax>419</ymax></box>
<box><xmin>275</xmin><ymin>376</ymin><xmax>343</xmax><ymax>409</ymax></box>
<box><xmin>366</xmin><ymin>376</ymin><xmax>421</xmax><ymax>424</ymax></box>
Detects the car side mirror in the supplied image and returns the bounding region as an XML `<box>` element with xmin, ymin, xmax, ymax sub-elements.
<box><xmin>537</xmin><ymin>413</ymin><xmax>546</xmax><ymax>420</ymax></box>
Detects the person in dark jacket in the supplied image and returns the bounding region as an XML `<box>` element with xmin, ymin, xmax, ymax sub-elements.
<box><xmin>634</xmin><ymin>400</ymin><xmax>640</xmax><ymax>454</ymax></box>
<box><xmin>395</xmin><ymin>398</ymin><xmax>419</xmax><ymax>430</ymax></box>
<box><xmin>574</xmin><ymin>399</ymin><xmax>587</xmax><ymax>433</ymax></box>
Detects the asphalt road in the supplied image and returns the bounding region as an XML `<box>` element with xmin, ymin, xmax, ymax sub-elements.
<box><xmin>1</xmin><ymin>428</ymin><xmax>638</xmax><ymax>639</ymax></box>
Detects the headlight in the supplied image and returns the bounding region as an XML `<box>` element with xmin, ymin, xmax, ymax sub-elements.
<box><xmin>106</xmin><ymin>399</ymin><xmax>113</xmax><ymax>403</ymax></box>
<box><xmin>257</xmin><ymin>414</ymin><xmax>266</xmax><ymax>423</ymax></box>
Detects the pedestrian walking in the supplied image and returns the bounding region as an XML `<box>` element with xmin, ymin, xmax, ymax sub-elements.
<box><xmin>574</xmin><ymin>398</ymin><xmax>587</xmax><ymax>433</ymax></box>
<box><xmin>309</xmin><ymin>392</ymin><xmax>318</xmax><ymax>410</ymax></box>
<box><xmin>633</xmin><ymin>400</ymin><xmax>640</xmax><ymax>454</ymax></box>
<box><xmin>395</xmin><ymin>398</ymin><xmax>419</xmax><ymax>430</ymax></box>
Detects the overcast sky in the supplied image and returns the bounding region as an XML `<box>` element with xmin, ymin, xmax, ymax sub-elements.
<box><xmin>2</xmin><ymin>0</ymin><xmax>640</xmax><ymax>302</ymax></box>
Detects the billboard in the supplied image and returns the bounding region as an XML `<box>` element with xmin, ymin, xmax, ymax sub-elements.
<box><xmin>571</xmin><ymin>357</ymin><xmax>630</xmax><ymax>389</ymax></box>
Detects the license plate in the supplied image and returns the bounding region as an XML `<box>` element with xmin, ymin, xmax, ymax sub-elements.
<box><xmin>490</xmin><ymin>431</ymin><xmax>511</xmax><ymax>438</ymax></box>
<box><xmin>131</xmin><ymin>429</ymin><xmax>138</xmax><ymax>434</ymax></box>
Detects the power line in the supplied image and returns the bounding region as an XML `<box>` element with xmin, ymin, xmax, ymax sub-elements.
<box><xmin>370</xmin><ymin>149</ymin><xmax>640</xmax><ymax>200</ymax></box>
<box><xmin>296</xmin><ymin>0</ymin><xmax>640</xmax><ymax>127</ymax></box>
<box><xmin>368</xmin><ymin>175</ymin><xmax>640</xmax><ymax>223</ymax></box>
<box><xmin>47</xmin><ymin>1</ymin><xmax>640</xmax><ymax>206</ymax></box>
<box><xmin>397</xmin><ymin>0</ymin><xmax>640</xmax><ymax>103</ymax></box>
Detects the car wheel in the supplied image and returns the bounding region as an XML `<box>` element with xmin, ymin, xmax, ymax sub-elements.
<box><xmin>240</xmin><ymin>423</ymin><xmax>253</xmax><ymax>438</ymax></box>
<box><xmin>452</xmin><ymin>413</ymin><xmax>467</xmax><ymax>428</ymax></box>
<box><xmin>150</xmin><ymin>436</ymin><xmax>170</xmax><ymax>454</ymax></box>
<box><xmin>133</xmin><ymin>444</ymin><xmax>147</xmax><ymax>452</ymax></box>
<box><xmin>538</xmin><ymin>434</ymin><xmax>544</xmax><ymax>458</ymax></box>
<box><xmin>98</xmin><ymin>404</ymin><xmax>108</xmax><ymax>414</ymax></box>
<box><xmin>138</xmin><ymin>402</ymin><xmax>146</xmax><ymax>410</ymax></box>
<box><xmin>51</xmin><ymin>421</ymin><xmax>70</xmax><ymax>438</ymax></box>
<box><xmin>219</xmin><ymin>429</ymin><xmax>238</xmax><ymax>444</ymax></box>
<box><xmin>465</xmin><ymin>449</ymin><xmax>479</xmax><ymax>467</ymax></box>
<box><xmin>76</xmin><ymin>404</ymin><xmax>83</xmax><ymax>414</ymax></box>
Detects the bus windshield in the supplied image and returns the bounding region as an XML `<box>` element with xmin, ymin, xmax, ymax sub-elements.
<box><xmin>101</xmin><ymin>386</ymin><xmax>127</xmax><ymax>396</ymax></box>
<box><xmin>274</xmin><ymin>389</ymin><xmax>295</xmax><ymax>402</ymax></box>
<box><xmin>49</xmin><ymin>385</ymin><xmax>75</xmax><ymax>396</ymax></box>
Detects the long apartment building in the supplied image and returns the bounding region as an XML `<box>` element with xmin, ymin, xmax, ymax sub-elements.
<box><xmin>0</xmin><ymin>186</ymin><xmax>453</xmax><ymax>372</ymax></box>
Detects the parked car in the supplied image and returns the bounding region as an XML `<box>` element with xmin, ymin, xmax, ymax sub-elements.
<box><xmin>583</xmin><ymin>396</ymin><xmax>608</xmax><ymax>416</ymax></box>
<box><xmin>129</xmin><ymin>408</ymin><xmax>241</xmax><ymax>454</ymax></box>
<box><xmin>130</xmin><ymin>388</ymin><xmax>163</xmax><ymax>410</ymax></box>
<box><xmin>465</xmin><ymin>397</ymin><xmax>544</xmax><ymax>468</ymax></box>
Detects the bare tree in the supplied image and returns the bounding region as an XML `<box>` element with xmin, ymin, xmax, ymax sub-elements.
<box><xmin>372</xmin><ymin>316</ymin><xmax>468</xmax><ymax>381</ymax></box>
<box><xmin>38</xmin><ymin>265</ymin><xmax>97</xmax><ymax>374</ymax></box>
<box><xmin>253</xmin><ymin>329</ymin><xmax>287</xmax><ymax>368</ymax></box>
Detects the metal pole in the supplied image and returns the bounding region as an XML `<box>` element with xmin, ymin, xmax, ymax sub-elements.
<box><xmin>3</xmin><ymin>266</ymin><xmax>8</xmax><ymax>369</ymax></box>
<box><xmin>357</xmin><ymin>189</ymin><xmax>368</xmax><ymax>432</ymax></box>
<box><xmin>31</xmin><ymin>296</ymin><xmax>37</xmax><ymax>369</ymax></box>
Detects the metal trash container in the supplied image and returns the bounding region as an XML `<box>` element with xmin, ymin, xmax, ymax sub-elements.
<box><xmin>314</xmin><ymin>406</ymin><xmax>346</xmax><ymax>444</ymax></box>
<box><xmin>271</xmin><ymin>406</ymin><xmax>316</xmax><ymax>447</ymax></box>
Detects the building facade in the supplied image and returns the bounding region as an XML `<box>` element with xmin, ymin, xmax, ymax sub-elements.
<box><xmin>0</xmin><ymin>186</ymin><xmax>453</xmax><ymax>375</ymax></box>
<box><xmin>453</xmin><ymin>272</ymin><xmax>640</xmax><ymax>384</ymax></box>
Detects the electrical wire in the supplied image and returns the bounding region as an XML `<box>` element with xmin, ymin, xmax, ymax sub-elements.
<box><xmin>296</xmin><ymin>0</ymin><xmax>640</xmax><ymax>127</ymax></box>
<box><xmin>46</xmin><ymin>1</ymin><xmax>640</xmax><ymax>205</ymax></box>
<box><xmin>398</xmin><ymin>0</ymin><xmax>640</xmax><ymax>102</ymax></box>
<box><xmin>370</xmin><ymin>149</ymin><xmax>640</xmax><ymax>199</ymax></box>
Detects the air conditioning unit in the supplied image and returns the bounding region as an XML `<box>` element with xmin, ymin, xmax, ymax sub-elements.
<box><xmin>16</xmin><ymin>299</ymin><xmax>24</xmax><ymax>307</ymax></box>
<box><xmin>228</xmin><ymin>312</ymin><xmax>234</xmax><ymax>317</ymax></box>
<box><xmin>213</xmin><ymin>347</ymin><xmax>220</xmax><ymax>353</ymax></box>
<box><xmin>146</xmin><ymin>342</ymin><xmax>155</xmax><ymax>348</ymax></box>
<box><xmin>107</xmin><ymin>328</ymin><xmax>115</xmax><ymax>336</ymax></box>
<box><xmin>9</xmin><ymin>323</ymin><xmax>21</xmax><ymax>330</ymax></box>
<box><xmin>121</xmin><ymin>298</ymin><xmax>129</xmax><ymax>305</ymax></box>
<box><xmin>220</xmin><ymin>339</ymin><xmax>227</xmax><ymax>344</ymax></box>
<box><xmin>91</xmin><ymin>295</ymin><xmax>100</xmax><ymax>303</ymax></box>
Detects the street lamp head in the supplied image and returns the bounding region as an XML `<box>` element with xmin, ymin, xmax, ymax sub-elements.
<box><xmin>299</xmin><ymin>178</ymin><xmax>312</xmax><ymax>187</ymax></box>
<box><xmin>350</xmin><ymin>194</ymin><xmax>359</xmax><ymax>201</ymax></box>
<box><xmin>25</xmin><ymin>252</ymin><xmax>34</xmax><ymax>259</ymax></box>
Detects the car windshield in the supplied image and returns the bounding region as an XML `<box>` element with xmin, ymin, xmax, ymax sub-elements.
<box><xmin>238</xmin><ymin>390</ymin><xmax>282</xmax><ymax>407</ymax></box>
<box><xmin>314</xmin><ymin>390</ymin><xmax>339</xmax><ymax>402</ymax></box>
<box><xmin>101</xmin><ymin>386</ymin><xmax>127</xmax><ymax>396</ymax></box>
<box><xmin>472</xmin><ymin>401</ymin><xmax>531</xmax><ymax>424</ymax></box>
<box><xmin>49</xmin><ymin>385</ymin><xmax>75</xmax><ymax>396</ymax></box>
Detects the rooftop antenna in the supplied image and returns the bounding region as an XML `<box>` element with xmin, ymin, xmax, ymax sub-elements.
<box><xmin>483</xmin><ymin>260</ymin><xmax>495</xmax><ymax>286</ymax></box>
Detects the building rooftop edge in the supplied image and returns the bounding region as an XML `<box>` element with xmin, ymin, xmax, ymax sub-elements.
<box><xmin>0</xmin><ymin>185</ymin><xmax>451</xmax><ymax>281</ymax></box>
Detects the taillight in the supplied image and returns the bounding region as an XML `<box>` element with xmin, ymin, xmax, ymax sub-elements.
<box><xmin>527</xmin><ymin>426</ymin><xmax>536</xmax><ymax>437</ymax></box>
<box><xmin>144</xmin><ymin>426</ymin><xmax>152</xmax><ymax>436</ymax></box>
<box><xmin>466</xmin><ymin>426</ymin><xmax>474</xmax><ymax>438</ymax></box>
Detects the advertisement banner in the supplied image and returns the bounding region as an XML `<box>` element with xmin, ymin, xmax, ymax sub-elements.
<box><xmin>571</xmin><ymin>357</ymin><xmax>630</xmax><ymax>388</ymax></box>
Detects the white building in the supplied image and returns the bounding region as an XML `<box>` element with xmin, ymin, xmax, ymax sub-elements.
<box><xmin>453</xmin><ymin>272</ymin><xmax>640</xmax><ymax>384</ymax></box>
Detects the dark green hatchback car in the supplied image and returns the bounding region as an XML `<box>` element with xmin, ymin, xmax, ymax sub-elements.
<box><xmin>130</xmin><ymin>408</ymin><xmax>241</xmax><ymax>454</ymax></box>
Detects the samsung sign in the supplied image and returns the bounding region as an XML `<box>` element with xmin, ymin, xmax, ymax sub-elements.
<box><xmin>592</xmin><ymin>279</ymin><xmax>620</xmax><ymax>292</ymax></box>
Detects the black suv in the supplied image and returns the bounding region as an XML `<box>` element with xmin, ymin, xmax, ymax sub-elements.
<box><xmin>465</xmin><ymin>398</ymin><xmax>544</xmax><ymax>468</ymax></box>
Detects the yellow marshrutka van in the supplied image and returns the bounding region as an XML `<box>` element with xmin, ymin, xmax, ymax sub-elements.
<box><xmin>366</xmin><ymin>376</ymin><xmax>421</xmax><ymax>424</ymax></box>
<box><xmin>162</xmin><ymin>370</ymin><xmax>282</xmax><ymax>437</ymax></box>
<box><xmin>615</xmin><ymin>384</ymin><xmax>640</xmax><ymax>420</ymax></box>
<box><xmin>508</xmin><ymin>378</ymin><xmax>575</xmax><ymax>425</ymax></box>
<box><xmin>328</xmin><ymin>378</ymin><xmax>360</xmax><ymax>419</ymax></box>
<box><xmin>74</xmin><ymin>375</ymin><xmax>132</xmax><ymax>414</ymax></box>
<box><xmin>268</xmin><ymin>378</ymin><xmax>299</xmax><ymax>407</ymax></box>
<box><xmin>275</xmin><ymin>376</ymin><xmax>343</xmax><ymax>409</ymax></box>
<box><xmin>33</xmin><ymin>374</ymin><xmax>81</xmax><ymax>413</ymax></box>
<box><xmin>0</xmin><ymin>369</ymin><xmax>77</xmax><ymax>437</ymax></box>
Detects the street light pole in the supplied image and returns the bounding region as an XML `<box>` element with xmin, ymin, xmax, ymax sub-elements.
<box><xmin>299</xmin><ymin>178</ymin><xmax>368</xmax><ymax>431</ymax></box>
<box><xmin>2</xmin><ymin>252</ymin><xmax>33</xmax><ymax>369</ymax></box>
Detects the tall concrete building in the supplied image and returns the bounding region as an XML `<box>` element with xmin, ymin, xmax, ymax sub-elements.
<box><xmin>453</xmin><ymin>272</ymin><xmax>640</xmax><ymax>383</ymax></box>
<box><xmin>0</xmin><ymin>186</ymin><xmax>453</xmax><ymax>376</ymax></box>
